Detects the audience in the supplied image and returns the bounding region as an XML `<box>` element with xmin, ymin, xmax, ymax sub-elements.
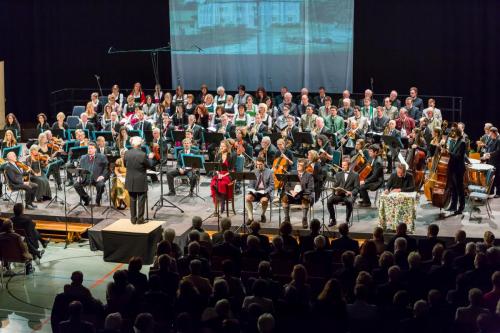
<box><xmin>47</xmin><ymin>221</ymin><xmax>499</xmax><ymax>333</ymax></box>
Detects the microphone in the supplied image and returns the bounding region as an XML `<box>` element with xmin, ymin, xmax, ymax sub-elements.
<box><xmin>94</xmin><ymin>74</ymin><xmax>100</xmax><ymax>80</ymax></box>
<box><xmin>108</xmin><ymin>46</ymin><xmax>114</xmax><ymax>54</ymax></box>
<box><xmin>192</xmin><ymin>44</ymin><xmax>203</xmax><ymax>53</ymax></box>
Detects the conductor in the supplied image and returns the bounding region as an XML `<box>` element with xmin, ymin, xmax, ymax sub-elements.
<box><xmin>124</xmin><ymin>136</ymin><xmax>154</xmax><ymax>224</ymax></box>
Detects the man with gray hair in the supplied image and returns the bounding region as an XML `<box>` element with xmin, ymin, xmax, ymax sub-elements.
<box><xmin>124</xmin><ymin>136</ymin><xmax>154</xmax><ymax>224</ymax></box>
<box><xmin>257</xmin><ymin>313</ymin><xmax>275</xmax><ymax>333</ymax></box>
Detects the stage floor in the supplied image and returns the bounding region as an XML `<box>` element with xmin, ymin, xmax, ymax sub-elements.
<box><xmin>1</xmin><ymin>173</ymin><xmax>498</xmax><ymax>241</ymax></box>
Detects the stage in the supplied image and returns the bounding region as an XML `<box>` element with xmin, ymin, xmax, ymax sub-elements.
<box><xmin>1</xmin><ymin>173</ymin><xmax>498</xmax><ymax>243</ymax></box>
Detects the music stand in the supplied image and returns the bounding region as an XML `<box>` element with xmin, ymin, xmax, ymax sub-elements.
<box><xmin>230</xmin><ymin>171</ymin><xmax>256</xmax><ymax>233</ymax></box>
<box><xmin>69</xmin><ymin>146</ymin><xmax>88</xmax><ymax>162</ymax></box>
<box><xmin>275</xmin><ymin>173</ymin><xmax>300</xmax><ymax>227</ymax></box>
<box><xmin>269</xmin><ymin>133</ymin><xmax>282</xmax><ymax>145</ymax></box>
<box><xmin>67</xmin><ymin>168</ymin><xmax>92</xmax><ymax>216</ymax></box>
<box><xmin>52</xmin><ymin>128</ymin><xmax>65</xmax><ymax>140</ymax></box>
<box><xmin>143</xmin><ymin>130</ymin><xmax>154</xmax><ymax>145</ymax></box>
<box><xmin>381</xmin><ymin>135</ymin><xmax>403</xmax><ymax>149</ymax></box>
<box><xmin>21</xmin><ymin>128</ymin><xmax>39</xmax><ymax>143</ymax></box>
<box><xmin>203</xmin><ymin>132</ymin><xmax>224</xmax><ymax>148</ymax></box>
<box><xmin>179</xmin><ymin>154</ymin><xmax>205</xmax><ymax>203</ymax></box>
<box><xmin>46</xmin><ymin>159</ymin><xmax>65</xmax><ymax>208</ymax></box>
<box><xmin>94</xmin><ymin>131</ymin><xmax>113</xmax><ymax>145</ymax></box>
<box><xmin>127</xmin><ymin>129</ymin><xmax>141</xmax><ymax>138</ymax></box>
<box><xmin>172</xmin><ymin>130</ymin><xmax>185</xmax><ymax>144</ymax></box>
<box><xmin>202</xmin><ymin>161</ymin><xmax>226</xmax><ymax>230</ymax></box>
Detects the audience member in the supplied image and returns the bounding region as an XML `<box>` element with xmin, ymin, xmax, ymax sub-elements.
<box><xmin>331</xmin><ymin>223</ymin><xmax>360</xmax><ymax>254</ymax></box>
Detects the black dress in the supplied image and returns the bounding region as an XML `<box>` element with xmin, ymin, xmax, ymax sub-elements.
<box><xmin>26</xmin><ymin>157</ymin><xmax>52</xmax><ymax>201</ymax></box>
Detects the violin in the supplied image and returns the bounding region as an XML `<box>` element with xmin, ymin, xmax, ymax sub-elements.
<box><xmin>15</xmin><ymin>161</ymin><xmax>32</xmax><ymax>181</ymax></box>
<box><xmin>152</xmin><ymin>143</ymin><xmax>161</xmax><ymax>161</ymax></box>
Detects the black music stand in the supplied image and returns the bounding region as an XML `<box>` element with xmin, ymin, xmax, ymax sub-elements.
<box><xmin>94</xmin><ymin>131</ymin><xmax>114</xmax><ymax>145</ymax></box>
<box><xmin>46</xmin><ymin>159</ymin><xmax>65</xmax><ymax>208</ymax></box>
<box><xmin>143</xmin><ymin>130</ymin><xmax>154</xmax><ymax>145</ymax></box>
<box><xmin>172</xmin><ymin>130</ymin><xmax>185</xmax><ymax>143</ymax></box>
<box><xmin>103</xmin><ymin>154</ymin><xmax>125</xmax><ymax>218</ymax></box>
<box><xmin>269</xmin><ymin>133</ymin><xmax>282</xmax><ymax>145</ymax></box>
<box><xmin>67</xmin><ymin>168</ymin><xmax>93</xmax><ymax>220</ymax></box>
<box><xmin>230</xmin><ymin>171</ymin><xmax>256</xmax><ymax>233</ymax></box>
<box><xmin>381</xmin><ymin>135</ymin><xmax>403</xmax><ymax>149</ymax></box>
<box><xmin>21</xmin><ymin>128</ymin><xmax>39</xmax><ymax>143</ymax></box>
<box><xmin>203</xmin><ymin>161</ymin><xmax>226</xmax><ymax>230</ymax></box>
<box><xmin>275</xmin><ymin>173</ymin><xmax>300</xmax><ymax>227</ymax></box>
<box><xmin>203</xmin><ymin>132</ymin><xmax>224</xmax><ymax>148</ymax></box>
<box><xmin>179</xmin><ymin>154</ymin><xmax>205</xmax><ymax>203</ymax></box>
<box><xmin>127</xmin><ymin>129</ymin><xmax>141</xmax><ymax>138</ymax></box>
<box><xmin>52</xmin><ymin>128</ymin><xmax>65</xmax><ymax>140</ymax></box>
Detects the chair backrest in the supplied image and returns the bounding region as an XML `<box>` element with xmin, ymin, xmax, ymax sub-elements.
<box><xmin>2</xmin><ymin>145</ymin><xmax>22</xmax><ymax>159</ymax></box>
<box><xmin>98</xmin><ymin>96</ymin><xmax>108</xmax><ymax>106</ymax></box>
<box><xmin>67</xmin><ymin>116</ymin><xmax>80</xmax><ymax>129</ymax></box>
<box><xmin>0</xmin><ymin>233</ymin><xmax>29</xmax><ymax>262</ymax></box>
<box><xmin>72</xmin><ymin>105</ymin><xmax>86</xmax><ymax>117</ymax></box>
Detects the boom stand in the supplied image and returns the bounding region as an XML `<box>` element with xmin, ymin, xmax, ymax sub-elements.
<box><xmin>230</xmin><ymin>171</ymin><xmax>256</xmax><ymax>234</ymax></box>
<box><xmin>46</xmin><ymin>160</ymin><xmax>65</xmax><ymax>208</ymax></box>
<box><xmin>67</xmin><ymin>168</ymin><xmax>94</xmax><ymax>226</ymax></box>
<box><xmin>152</xmin><ymin>119</ymin><xmax>184</xmax><ymax>218</ymax></box>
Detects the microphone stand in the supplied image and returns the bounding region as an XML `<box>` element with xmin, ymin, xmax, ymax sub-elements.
<box><xmin>94</xmin><ymin>74</ymin><xmax>103</xmax><ymax>96</ymax></box>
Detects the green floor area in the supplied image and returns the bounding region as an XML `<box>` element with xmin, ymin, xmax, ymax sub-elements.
<box><xmin>0</xmin><ymin>243</ymin><xmax>127</xmax><ymax>332</ymax></box>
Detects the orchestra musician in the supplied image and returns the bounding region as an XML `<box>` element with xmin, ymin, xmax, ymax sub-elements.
<box><xmin>26</xmin><ymin>145</ymin><xmax>52</xmax><ymax>201</ymax></box>
<box><xmin>249</xmin><ymin>113</ymin><xmax>269</xmax><ymax>148</ymax></box>
<box><xmin>283</xmin><ymin>116</ymin><xmax>299</xmax><ymax>150</ymax></box>
<box><xmin>342</xmin><ymin>120</ymin><xmax>364</xmax><ymax>155</ymax></box>
<box><xmin>256</xmin><ymin>136</ymin><xmax>277</xmax><ymax>168</ymax></box>
<box><xmin>4</xmin><ymin>113</ymin><xmax>21</xmax><ymax>137</ymax></box>
<box><xmin>101</xmin><ymin>104</ymin><xmax>112</xmax><ymax>128</ymax></box>
<box><xmin>481</xmin><ymin>126</ymin><xmax>500</xmax><ymax>197</ymax></box>
<box><xmin>307</xmin><ymin>150</ymin><xmax>325</xmax><ymax>202</ymax></box>
<box><xmin>166</xmin><ymin>138</ymin><xmax>198</xmax><ymax>197</ymax></box>
<box><xmin>258</xmin><ymin>103</ymin><xmax>273</xmax><ymax>129</ymax></box>
<box><xmin>215</xmin><ymin>114</ymin><xmax>234</xmax><ymax>139</ymax></box>
<box><xmin>477</xmin><ymin>123</ymin><xmax>493</xmax><ymax>154</ymax></box>
<box><xmin>300</xmin><ymin>106</ymin><xmax>317</xmax><ymax>132</ymax></box>
<box><xmin>297</xmin><ymin>94</ymin><xmax>316</xmax><ymax>117</ymax></box>
<box><xmin>316</xmin><ymin>134</ymin><xmax>334</xmax><ymax>164</ymax></box>
<box><xmin>404</xmin><ymin>97</ymin><xmax>422</xmax><ymax>123</ymax></box>
<box><xmin>327</xmin><ymin>158</ymin><xmax>359</xmax><ymax>227</ymax></box>
<box><xmin>370</xmin><ymin>106</ymin><xmax>389</xmax><ymax>134</ymax></box>
<box><xmin>4</xmin><ymin>152</ymin><xmax>38</xmax><ymax>209</ymax></box>
<box><xmin>395</xmin><ymin>108</ymin><xmax>415</xmax><ymax>139</ymax></box>
<box><xmin>2</xmin><ymin>129</ymin><xmax>18</xmax><ymax>148</ymax></box>
<box><xmin>324</xmin><ymin>106</ymin><xmax>345</xmax><ymax>145</ymax></box>
<box><xmin>338</xmin><ymin>98</ymin><xmax>354</xmax><ymax>120</ymax></box>
<box><xmin>337</xmin><ymin>90</ymin><xmax>356</xmax><ymax>109</ymax></box>
<box><xmin>36</xmin><ymin>113</ymin><xmax>50</xmax><ymax>133</ymax></box>
<box><xmin>385</xmin><ymin>120</ymin><xmax>403</xmax><ymax>174</ymax></box>
<box><xmin>384</xmin><ymin>163</ymin><xmax>415</xmax><ymax>194</ymax></box>
<box><xmin>106</xmin><ymin>93</ymin><xmax>123</xmax><ymax>115</ymax></box>
<box><xmin>424</xmin><ymin>108</ymin><xmax>442</xmax><ymax>133</ymax></box>
<box><xmin>423</xmin><ymin>98</ymin><xmax>442</xmax><ymax>122</ymax></box>
<box><xmin>245</xmin><ymin>157</ymin><xmax>274</xmax><ymax>224</ymax></box>
<box><xmin>133</xmin><ymin>110</ymin><xmax>152</xmax><ymax>133</ymax></box>
<box><xmin>37</xmin><ymin>132</ymin><xmax>63</xmax><ymax>190</ymax></box>
<box><xmin>359</xmin><ymin>89</ymin><xmax>378</xmax><ymax>108</ymax></box>
<box><xmin>185</xmin><ymin>114</ymin><xmax>203</xmax><ymax>145</ymax></box>
<box><xmin>74</xmin><ymin>142</ymin><xmax>109</xmax><ymax>206</ymax></box>
<box><xmin>318</xmin><ymin>96</ymin><xmax>332</xmax><ymax>119</ymax></box>
<box><xmin>104</xmin><ymin>111</ymin><xmax>121</xmax><ymax>136</ymax></box>
<box><xmin>142</xmin><ymin>95</ymin><xmax>157</xmax><ymax>117</ymax></box>
<box><xmin>361</xmin><ymin>98</ymin><xmax>376</xmax><ymax>121</ymax></box>
<box><xmin>51</xmin><ymin>112</ymin><xmax>69</xmax><ymax>134</ymax></box>
<box><xmin>312</xmin><ymin>117</ymin><xmax>330</xmax><ymax>138</ymax></box>
<box><xmin>210</xmin><ymin>140</ymin><xmax>236</xmax><ymax>214</ymax></box>
<box><xmin>428</xmin><ymin>127</ymin><xmax>442</xmax><ymax>158</ymax></box>
<box><xmin>172</xmin><ymin>104</ymin><xmax>188</xmax><ymax>129</ymax></box>
<box><xmin>444</xmin><ymin>127</ymin><xmax>466</xmax><ymax>214</ymax></box>
<box><xmin>388</xmin><ymin>90</ymin><xmax>401</xmax><ymax>110</ymax></box>
<box><xmin>278</xmin><ymin>92</ymin><xmax>298</xmax><ymax>117</ymax></box>
<box><xmin>383</xmin><ymin>97</ymin><xmax>398</xmax><ymax>120</ymax></box>
<box><xmin>96</xmin><ymin>136</ymin><xmax>112</xmax><ymax>155</ymax></box>
<box><xmin>281</xmin><ymin>159</ymin><xmax>315</xmax><ymax>228</ymax></box>
<box><xmin>110</xmin><ymin>149</ymin><xmax>130</xmax><ymax>209</ymax></box>
<box><xmin>76</xmin><ymin>112</ymin><xmax>96</xmax><ymax>132</ymax></box>
<box><xmin>348</xmin><ymin>106</ymin><xmax>369</xmax><ymax>133</ymax></box>
<box><xmin>115</xmin><ymin>127</ymin><xmax>128</xmax><ymax>151</ymax></box>
<box><xmin>233</xmin><ymin>104</ymin><xmax>252</xmax><ymax>130</ymax></box>
<box><xmin>358</xmin><ymin>144</ymin><xmax>384</xmax><ymax>207</ymax></box>
<box><xmin>417</xmin><ymin>117</ymin><xmax>433</xmax><ymax>145</ymax></box>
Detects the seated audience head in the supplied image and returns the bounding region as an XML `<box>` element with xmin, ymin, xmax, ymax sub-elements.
<box><xmin>279</xmin><ymin>221</ymin><xmax>293</xmax><ymax>237</ymax></box>
<box><xmin>187</xmin><ymin>241</ymin><xmax>200</xmax><ymax>256</ymax></box>
<box><xmin>71</xmin><ymin>271</ymin><xmax>84</xmax><ymax>285</ymax></box>
<box><xmin>130</xmin><ymin>136</ymin><xmax>143</xmax><ymax>148</ymax></box>
<box><xmin>484</xmin><ymin>230</ymin><xmax>495</xmax><ymax>247</ymax></box>
<box><xmin>222</xmin><ymin>230</ymin><xmax>235</xmax><ymax>244</ymax></box>
<box><xmin>252</xmin><ymin>279</ymin><xmax>268</xmax><ymax>297</ymax></box>
<box><xmin>188</xmin><ymin>230</ymin><xmax>200</xmax><ymax>243</ymax></box>
<box><xmin>291</xmin><ymin>264</ymin><xmax>308</xmax><ymax>285</ymax></box>
<box><xmin>395</xmin><ymin>237</ymin><xmax>407</xmax><ymax>252</ymax></box>
<box><xmin>2</xmin><ymin>220</ymin><xmax>13</xmax><ymax>232</ymax></box>
<box><xmin>247</xmin><ymin>235</ymin><xmax>260</xmax><ymax>249</ymax></box>
<box><xmin>128</xmin><ymin>256</ymin><xmax>143</xmax><ymax>273</ymax></box>
<box><xmin>163</xmin><ymin>228</ymin><xmax>176</xmax><ymax>243</ymax></box>
<box><xmin>257</xmin><ymin>313</ymin><xmax>275</xmax><ymax>333</ymax></box>
<box><xmin>220</xmin><ymin>217</ymin><xmax>232</xmax><ymax>231</ymax></box>
<box><xmin>413</xmin><ymin>300</ymin><xmax>429</xmax><ymax>318</ymax></box>
<box><xmin>104</xmin><ymin>312</ymin><xmax>122</xmax><ymax>331</ymax></box>
<box><xmin>258</xmin><ymin>261</ymin><xmax>272</xmax><ymax>278</ymax></box>
<box><xmin>407</xmin><ymin>251</ymin><xmax>421</xmax><ymax>269</ymax></box>
<box><xmin>427</xmin><ymin>224</ymin><xmax>439</xmax><ymax>238</ymax></box>
<box><xmin>189</xmin><ymin>259</ymin><xmax>202</xmax><ymax>276</ymax></box>
<box><xmin>215</xmin><ymin>299</ymin><xmax>232</xmax><ymax>319</ymax></box>
<box><xmin>222</xmin><ymin>259</ymin><xmax>235</xmax><ymax>276</ymax></box>
<box><xmin>310</xmin><ymin>218</ymin><xmax>321</xmax><ymax>233</ymax></box>
<box><xmin>338</xmin><ymin>223</ymin><xmax>349</xmax><ymax>237</ymax></box>
<box><xmin>134</xmin><ymin>313</ymin><xmax>154</xmax><ymax>333</ymax></box>
<box><xmin>373</xmin><ymin>226</ymin><xmax>384</xmax><ymax>241</ymax></box>
<box><xmin>314</xmin><ymin>235</ymin><xmax>327</xmax><ymax>250</ymax></box>
<box><xmin>342</xmin><ymin>251</ymin><xmax>355</xmax><ymax>268</ymax></box>
<box><xmin>250</xmin><ymin>221</ymin><xmax>261</xmax><ymax>234</ymax></box>
<box><xmin>465</xmin><ymin>241</ymin><xmax>477</xmax><ymax>255</ymax></box>
<box><xmin>354</xmin><ymin>284</ymin><xmax>369</xmax><ymax>302</ymax></box>
<box><xmin>13</xmin><ymin>203</ymin><xmax>24</xmax><ymax>216</ymax></box>
<box><xmin>192</xmin><ymin>216</ymin><xmax>203</xmax><ymax>229</ymax></box>
<box><xmin>158</xmin><ymin>254</ymin><xmax>172</xmax><ymax>271</ymax></box>
<box><xmin>396</xmin><ymin>222</ymin><xmax>408</xmax><ymax>236</ymax></box>
<box><xmin>272</xmin><ymin>235</ymin><xmax>284</xmax><ymax>250</ymax></box>
<box><xmin>67</xmin><ymin>301</ymin><xmax>83</xmax><ymax>319</ymax></box>
<box><xmin>388</xmin><ymin>265</ymin><xmax>401</xmax><ymax>282</ymax></box>
<box><xmin>468</xmin><ymin>288</ymin><xmax>483</xmax><ymax>306</ymax></box>
<box><xmin>156</xmin><ymin>240</ymin><xmax>172</xmax><ymax>257</ymax></box>
<box><xmin>455</xmin><ymin>229</ymin><xmax>466</xmax><ymax>243</ymax></box>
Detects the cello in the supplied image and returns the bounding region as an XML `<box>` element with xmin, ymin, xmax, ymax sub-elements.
<box><xmin>406</xmin><ymin>129</ymin><xmax>426</xmax><ymax>190</ymax></box>
<box><xmin>272</xmin><ymin>152</ymin><xmax>291</xmax><ymax>190</ymax></box>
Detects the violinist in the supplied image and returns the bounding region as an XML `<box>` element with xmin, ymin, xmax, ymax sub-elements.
<box><xmin>38</xmin><ymin>132</ymin><xmax>62</xmax><ymax>190</ymax></box>
<box><xmin>245</xmin><ymin>157</ymin><xmax>274</xmax><ymax>224</ymax></box>
<box><xmin>235</xmin><ymin>129</ymin><xmax>254</xmax><ymax>161</ymax></box>
<box><xmin>166</xmin><ymin>138</ymin><xmax>198</xmax><ymax>197</ymax></box>
<box><xmin>111</xmin><ymin>148</ymin><xmax>130</xmax><ymax>209</ymax></box>
<box><xmin>257</xmin><ymin>137</ymin><xmax>277</xmax><ymax>168</ymax></box>
<box><xmin>2</xmin><ymin>129</ymin><xmax>17</xmax><ymax>148</ymax></box>
<box><xmin>418</xmin><ymin>117</ymin><xmax>433</xmax><ymax>145</ymax></box>
<box><xmin>26</xmin><ymin>145</ymin><xmax>52</xmax><ymax>202</ymax></box>
<box><xmin>358</xmin><ymin>144</ymin><xmax>384</xmax><ymax>207</ymax></box>
<box><xmin>307</xmin><ymin>150</ymin><xmax>325</xmax><ymax>202</ymax></box>
<box><xmin>408</xmin><ymin>128</ymin><xmax>428</xmax><ymax>155</ymax></box>
<box><xmin>36</xmin><ymin>113</ymin><xmax>50</xmax><ymax>133</ymax></box>
<box><xmin>316</xmin><ymin>134</ymin><xmax>334</xmax><ymax>163</ymax></box>
<box><xmin>443</xmin><ymin>127</ymin><xmax>466</xmax><ymax>214</ymax></box>
<box><xmin>4</xmin><ymin>152</ymin><xmax>38</xmax><ymax>209</ymax></box>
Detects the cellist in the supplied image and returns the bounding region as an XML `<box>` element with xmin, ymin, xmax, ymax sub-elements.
<box><xmin>358</xmin><ymin>144</ymin><xmax>384</xmax><ymax>207</ymax></box>
<box><xmin>272</xmin><ymin>138</ymin><xmax>294</xmax><ymax>199</ymax></box>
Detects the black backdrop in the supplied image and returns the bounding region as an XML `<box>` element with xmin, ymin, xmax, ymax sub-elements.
<box><xmin>1</xmin><ymin>0</ymin><xmax>499</xmax><ymax>137</ymax></box>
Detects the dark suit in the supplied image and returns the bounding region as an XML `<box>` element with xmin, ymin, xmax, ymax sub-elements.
<box><xmin>11</xmin><ymin>214</ymin><xmax>43</xmax><ymax>256</ymax></box>
<box><xmin>4</xmin><ymin>162</ymin><xmax>38</xmax><ymax>205</ymax></box>
<box><xmin>166</xmin><ymin>148</ymin><xmax>198</xmax><ymax>194</ymax></box>
<box><xmin>485</xmin><ymin>137</ymin><xmax>500</xmax><ymax>193</ymax></box>
<box><xmin>359</xmin><ymin>156</ymin><xmax>384</xmax><ymax>204</ymax></box>
<box><xmin>447</xmin><ymin>137</ymin><xmax>466</xmax><ymax>211</ymax></box>
<box><xmin>338</xmin><ymin>107</ymin><xmax>354</xmax><ymax>120</ymax></box>
<box><xmin>76</xmin><ymin>122</ymin><xmax>96</xmax><ymax>133</ymax></box>
<box><xmin>327</xmin><ymin>171</ymin><xmax>360</xmax><ymax>223</ymax></box>
<box><xmin>96</xmin><ymin>146</ymin><xmax>112</xmax><ymax>156</ymax></box>
<box><xmin>133</xmin><ymin>120</ymin><xmax>152</xmax><ymax>134</ymax></box>
<box><xmin>370</xmin><ymin>116</ymin><xmax>389</xmax><ymax>133</ymax></box>
<box><xmin>314</xmin><ymin>95</ymin><xmax>327</xmax><ymax>107</ymax></box>
<box><xmin>282</xmin><ymin>171</ymin><xmax>315</xmax><ymax>222</ymax></box>
<box><xmin>185</xmin><ymin>124</ymin><xmax>203</xmax><ymax>145</ymax></box>
<box><xmin>330</xmin><ymin>235</ymin><xmax>360</xmax><ymax>254</ymax></box>
<box><xmin>104</xmin><ymin>120</ymin><xmax>121</xmax><ymax>134</ymax></box>
<box><xmin>74</xmin><ymin>153</ymin><xmax>109</xmax><ymax>204</ymax></box>
<box><xmin>385</xmin><ymin>173</ymin><xmax>415</xmax><ymax>192</ymax></box>
<box><xmin>124</xmin><ymin>148</ymin><xmax>152</xmax><ymax>224</ymax></box>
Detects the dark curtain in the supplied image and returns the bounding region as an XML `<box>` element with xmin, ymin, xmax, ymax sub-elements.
<box><xmin>354</xmin><ymin>0</ymin><xmax>500</xmax><ymax>138</ymax></box>
<box><xmin>1</xmin><ymin>0</ymin><xmax>499</xmax><ymax>138</ymax></box>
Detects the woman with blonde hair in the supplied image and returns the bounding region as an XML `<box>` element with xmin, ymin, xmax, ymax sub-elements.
<box><xmin>2</xmin><ymin>129</ymin><xmax>17</xmax><ymax>148</ymax></box>
<box><xmin>111</xmin><ymin>148</ymin><xmax>130</xmax><ymax>209</ymax></box>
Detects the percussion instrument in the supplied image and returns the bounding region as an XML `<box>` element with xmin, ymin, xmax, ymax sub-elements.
<box><xmin>467</xmin><ymin>163</ymin><xmax>495</xmax><ymax>187</ymax></box>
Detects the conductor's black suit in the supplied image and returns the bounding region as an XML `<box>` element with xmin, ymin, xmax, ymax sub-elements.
<box><xmin>124</xmin><ymin>147</ymin><xmax>152</xmax><ymax>224</ymax></box>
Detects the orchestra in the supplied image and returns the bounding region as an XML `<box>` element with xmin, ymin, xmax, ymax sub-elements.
<box><xmin>1</xmin><ymin>83</ymin><xmax>498</xmax><ymax>231</ymax></box>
